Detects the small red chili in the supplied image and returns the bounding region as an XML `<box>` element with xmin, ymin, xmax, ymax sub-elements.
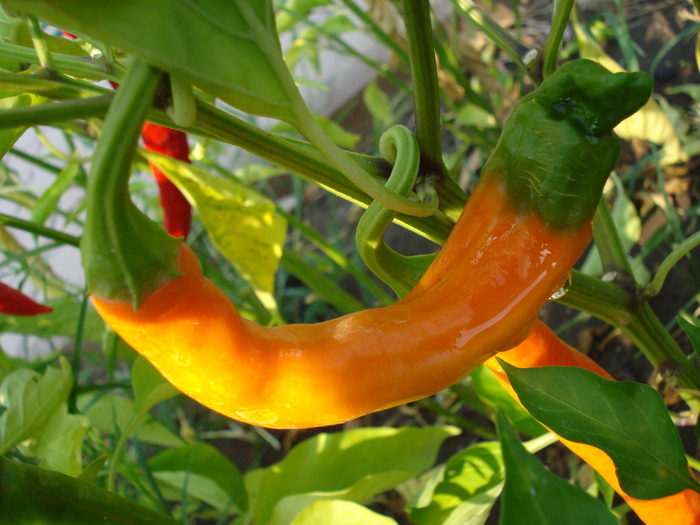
<box><xmin>0</xmin><ymin>282</ymin><xmax>52</xmax><ymax>316</ymax></box>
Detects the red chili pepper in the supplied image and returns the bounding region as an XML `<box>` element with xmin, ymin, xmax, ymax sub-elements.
<box><xmin>64</xmin><ymin>28</ymin><xmax>192</xmax><ymax>240</ymax></box>
<box><xmin>0</xmin><ymin>282</ymin><xmax>52</xmax><ymax>316</ymax></box>
<box><xmin>140</xmin><ymin>123</ymin><xmax>192</xmax><ymax>240</ymax></box>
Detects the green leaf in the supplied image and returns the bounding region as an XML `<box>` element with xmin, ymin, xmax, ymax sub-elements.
<box><xmin>363</xmin><ymin>80</ymin><xmax>392</xmax><ymax>132</ymax></box>
<box><xmin>77</xmin><ymin>393</ymin><xmax>183</xmax><ymax>448</ymax></box>
<box><xmin>7</xmin><ymin>0</ymin><xmax>299</xmax><ymax>121</ymax></box>
<box><xmin>0</xmin><ymin>356</ymin><xmax>72</xmax><ymax>455</ymax></box>
<box><xmin>19</xmin><ymin>403</ymin><xmax>89</xmax><ymax>477</ymax></box>
<box><xmin>678</xmin><ymin>315</ymin><xmax>700</xmax><ymax>359</ymax></box>
<box><xmin>77</xmin><ymin>453</ymin><xmax>108</xmax><ymax>483</ymax></box>
<box><xmin>276</xmin><ymin>0</ymin><xmax>331</xmax><ymax>33</ymax></box>
<box><xmin>244</xmin><ymin>426</ymin><xmax>459</xmax><ymax>525</ymax></box>
<box><xmin>148</xmin><ymin>442</ymin><xmax>246</xmax><ymax>513</ymax></box>
<box><xmin>470</xmin><ymin>366</ymin><xmax>546</xmax><ymax>437</ymax></box>
<box><xmin>290</xmin><ymin>500</ymin><xmax>398</xmax><ymax>525</ymax></box>
<box><xmin>409</xmin><ymin>441</ymin><xmax>504</xmax><ymax>525</ymax></box>
<box><xmin>500</xmin><ymin>361</ymin><xmax>700</xmax><ymax>499</ymax></box>
<box><xmin>31</xmin><ymin>163</ymin><xmax>81</xmax><ymax>225</ymax></box>
<box><xmin>144</xmin><ymin>151</ymin><xmax>287</xmax><ymax>296</ymax></box>
<box><xmin>0</xmin><ymin>296</ymin><xmax>105</xmax><ymax>343</ymax></box>
<box><xmin>455</xmin><ymin>103</ymin><xmax>498</xmax><ymax>128</ymax></box>
<box><xmin>132</xmin><ymin>357</ymin><xmax>180</xmax><ymax>414</ymax></box>
<box><xmin>496</xmin><ymin>411</ymin><xmax>618</xmax><ymax>525</ymax></box>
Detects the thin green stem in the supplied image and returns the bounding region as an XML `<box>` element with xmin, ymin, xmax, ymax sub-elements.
<box><xmin>401</xmin><ymin>0</ymin><xmax>447</xmax><ymax>176</ymax></box>
<box><xmin>24</xmin><ymin>15</ymin><xmax>56</xmax><ymax>70</ymax></box>
<box><xmin>541</xmin><ymin>0</ymin><xmax>574</xmax><ymax>78</ymax></box>
<box><xmin>625</xmin><ymin>303</ymin><xmax>700</xmax><ymax>402</ymax></box>
<box><xmin>592</xmin><ymin>196</ymin><xmax>635</xmax><ymax>280</ymax></box>
<box><xmin>645</xmin><ymin>231</ymin><xmax>700</xmax><ymax>298</ymax></box>
<box><xmin>0</xmin><ymin>212</ymin><xmax>80</xmax><ymax>247</ymax></box>
<box><xmin>0</xmin><ymin>71</ymin><xmax>107</xmax><ymax>100</ymax></box>
<box><xmin>0</xmin><ymin>40</ymin><xmax>123</xmax><ymax>80</ymax></box>
<box><xmin>67</xmin><ymin>293</ymin><xmax>89</xmax><ymax>414</ymax></box>
<box><xmin>556</xmin><ymin>269</ymin><xmax>635</xmax><ymax>327</ymax></box>
<box><xmin>0</xmin><ymin>95</ymin><xmax>112</xmax><ymax>129</ymax></box>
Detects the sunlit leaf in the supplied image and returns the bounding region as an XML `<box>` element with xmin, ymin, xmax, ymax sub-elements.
<box><xmin>132</xmin><ymin>357</ymin><xmax>180</xmax><ymax>413</ymax></box>
<box><xmin>0</xmin><ymin>357</ymin><xmax>71</xmax><ymax>455</ymax></box>
<box><xmin>501</xmin><ymin>362</ymin><xmax>700</xmax><ymax>499</ymax></box>
<box><xmin>290</xmin><ymin>500</ymin><xmax>398</xmax><ymax>525</ymax></box>
<box><xmin>408</xmin><ymin>441</ymin><xmax>503</xmax><ymax>525</ymax></box>
<box><xmin>244</xmin><ymin>426</ymin><xmax>459</xmax><ymax>525</ymax></box>
<box><xmin>144</xmin><ymin>151</ymin><xmax>287</xmax><ymax>296</ymax></box>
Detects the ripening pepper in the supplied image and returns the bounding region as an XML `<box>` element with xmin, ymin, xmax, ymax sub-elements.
<box><xmin>0</xmin><ymin>282</ymin><xmax>52</xmax><ymax>316</ymax></box>
<box><xmin>84</xmin><ymin>59</ymin><xmax>652</xmax><ymax>429</ymax></box>
<box><xmin>484</xmin><ymin>321</ymin><xmax>700</xmax><ymax>525</ymax></box>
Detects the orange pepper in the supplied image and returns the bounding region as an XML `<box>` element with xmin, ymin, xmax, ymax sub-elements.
<box><xmin>92</xmin><ymin>175</ymin><xmax>589</xmax><ymax>429</ymax></box>
<box><xmin>484</xmin><ymin>321</ymin><xmax>700</xmax><ymax>525</ymax></box>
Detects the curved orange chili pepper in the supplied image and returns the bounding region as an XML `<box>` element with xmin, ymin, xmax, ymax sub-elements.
<box><xmin>92</xmin><ymin>175</ymin><xmax>589</xmax><ymax>428</ymax></box>
<box><xmin>484</xmin><ymin>321</ymin><xmax>700</xmax><ymax>525</ymax></box>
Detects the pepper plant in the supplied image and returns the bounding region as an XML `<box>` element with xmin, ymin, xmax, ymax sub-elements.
<box><xmin>0</xmin><ymin>1</ymin><xmax>700</xmax><ymax>524</ymax></box>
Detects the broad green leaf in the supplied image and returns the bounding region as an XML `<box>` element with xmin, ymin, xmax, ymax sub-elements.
<box><xmin>500</xmin><ymin>362</ymin><xmax>700</xmax><ymax>499</ymax></box>
<box><xmin>144</xmin><ymin>151</ymin><xmax>287</xmax><ymax>296</ymax></box>
<box><xmin>244</xmin><ymin>426</ymin><xmax>459</xmax><ymax>525</ymax></box>
<box><xmin>148</xmin><ymin>442</ymin><xmax>246</xmax><ymax>513</ymax></box>
<box><xmin>19</xmin><ymin>403</ymin><xmax>89</xmax><ymax>476</ymax></box>
<box><xmin>290</xmin><ymin>500</ymin><xmax>398</xmax><ymax>525</ymax></box>
<box><xmin>7</xmin><ymin>0</ymin><xmax>299</xmax><ymax>121</ymax></box>
<box><xmin>77</xmin><ymin>393</ymin><xmax>183</xmax><ymax>448</ymax></box>
<box><xmin>363</xmin><ymin>80</ymin><xmax>392</xmax><ymax>132</ymax></box>
<box><xmin>31</xmin><ymin>163</ymin><xmax>81</xmax><ymax>225</ymax></box>
<box><xmin>409</xmin><ymin>441</ymin><xmax>503</xmax><ymax>525</ymax></box>
<box><xmin>0</xmin><ymin>356</ymin><xmax>72</xmax><ymax>455</ymax></box>
<box><xmin>0</xmin><ymin>296</ymin><xmax>105</xmax><ymax>343</ymax></box>
<box><xmin>132</xmin><ymin>356</ymin><xmax>179</xmax><ymax>413</ymax></box>
<box><xmin>78</xmin><ymin>453</ymin><xmax>109</xmax><ymax>483</ymax></box>
<box><xmin>455</xmin><ymin>104</ymin><xmax>498</xmax><ymax>128</ymax></box>
<box><xmin>497</xmin><ymin>412</ymin><xmax>617</xmax><ymax>525</ymax></box>
<box><xmin>276</xmin><ymin>0</ymin><xmax>331</xmax><ymax>33</ymax></box>
<box><xmin>572</xmin><ymin>12</ymin><xmax>685</xmax><ymax>164</ymax></box>
<box><xmin>470</xmin><ymin>366</ymin><xmax>546</xmax><ymax>437</ymax></box>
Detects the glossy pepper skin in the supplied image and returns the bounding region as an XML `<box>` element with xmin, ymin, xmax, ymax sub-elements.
<box><xmin>484</xmin><ymin>322</ymin><xmax>700</xmax><ymax>525</ymax></box>
<box><xmin>141</xmin><ymin>123</ymin><xmax>192</xmax><ymax>239</ymax></box>
<box><xmin>91</xmin><ymin>60</ymin><xmax>652</xmax><ymax>429</ymax></box>
<box><xmin>0</xmin><ymin>282</ymin><xmax>52</xmax><ymax>316</ymax></box>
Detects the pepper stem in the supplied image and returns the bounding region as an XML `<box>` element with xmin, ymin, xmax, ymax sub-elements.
<box><xmin>81</xmin><ymin>59</ymin><xmax>181</xmax><ymax>309</ymax></box>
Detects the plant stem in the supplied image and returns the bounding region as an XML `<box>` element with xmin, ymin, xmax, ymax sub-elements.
<box><xmin>0</xmin><ymin>95</ymin><xmax>112</xmax><ymax>129</ymax></box>
<box><xmin>645</xmin><ymin>231</ymin><xmax>700</xmax><ymax>298</ymax></box>
<box><xmin>557</xmin><ymin>269</ymin><xmax>635</xmax><ymax>327</ymax></box>
<box><xmin>541</xmin><ymin>0</ymin><xmax>574</xmax><ymax>78</ymax></box>
<box><xmin>24</xmin><ymin>15</ymin><xmax>56</xmax><ymax>70</ymax></box>
<box><xmin>0</xmin><ymin>40</ymin><xmax>122</xmax><ymax>80</ymax></box>
<box><xmin>401</xmin><ymin>0</ymin><xmax>448</xmax><ymax>177</ymax></box>
<box><xmin>592</xmin><ymin>196</ymin><xmax>635</xmax><ymax>280</ymax></box>
<box><xmin>0</xmin><ymin>212</ymin><xmax>80</xmax><ymax>247</ymax></box>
